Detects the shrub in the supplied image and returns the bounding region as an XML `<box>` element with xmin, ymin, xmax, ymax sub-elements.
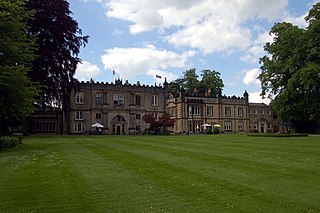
<box><xmin>0</xmin><ymin>136</ymin><xmax>23</xmax><ymax>150</ymax></box>
<box><xmin>205</xmin><ymin>127</ymin><xmax>212</xmax><ymax>134</ymax></box>
<box><xmin>212</xmin><ymin>127</ymin><xmax>220</xmax><ymax>134</ymax></box>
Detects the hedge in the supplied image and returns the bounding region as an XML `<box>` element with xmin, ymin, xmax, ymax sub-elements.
<box><xmin>0</xmin><ymin>136</ymin><xmax>23</xmax><ymax>150</ymax></box>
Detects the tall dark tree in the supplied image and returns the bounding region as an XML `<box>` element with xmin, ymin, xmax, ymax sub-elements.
<box><xmin>26</xmin><ymin>0</ymin><xmax>88</xmax><ymax>107</ymax></box>
<box><xmin>259</xmin><ymin>2</ymin><xmax>320</xmax><ymax>132</ymax></box>
<box><xmin>0</xmin><ymin>0</ymin><xmax>39</xmax><ymax>135</ymax></box>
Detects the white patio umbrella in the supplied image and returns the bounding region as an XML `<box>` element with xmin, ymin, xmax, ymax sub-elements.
<box><xmin>91</xmin><ymin>123</ymin><xmax>104</xmax><ymax>128</ymax></box>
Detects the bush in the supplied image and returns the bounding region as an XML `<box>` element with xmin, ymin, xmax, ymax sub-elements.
<box><xmin>212</xmin><ymin>127</ymin><xmax>220</xmax><ymax>134</ymax></box>
<box><xmin>205</xmin><ymin>127</ymin><xmax>212</xmax><ymax>134</ymax></box>
<box><xmin>0</xmin><ymin>136</ymin><xmax>23</xmax><ymax>150</ymax></box>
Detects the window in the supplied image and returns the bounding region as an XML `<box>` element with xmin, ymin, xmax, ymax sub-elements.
<box><xmin>103</xmin><ymin>93</ymin><xmax>108</xmax><ymax>104</ymax></box>
<box><xmin>75</xmin><ymin>92</ymin><xmax>84</xmax><ymax>104</ymax></box>
<box><xmin>238</xmin><ymin>107</ymin><xmax>243</xmax><ymax>117</ymax></box>
<box><xmin>172</xmin><ymin>107</ymin><xmax>176</xmax><ymax>117</ymax></box>
<box><xmin>268</xmin><ymin>110</ymin><xmax>271</xmax><ymax>115</ymax></box>
<box><xmin>189</xmin><ymin>106</ymin><xmax>201</xmax><ymax>116</ymax></box>
<box><xmin>254</xmin><ymin>123</ymin><xmax>257</xmax><ymax>129</ymax></box>
<box><xmin>96</xmin><ymin>93</ymin><xmax>102</xmax><ymax>104</ymax></box>
<box><xmin>136</xmin><ymin>114</ymin><xmax>141</xmax><ymax>119</ymax></box>
<box><xmin>238</xmin><ymin>121</ymin><xmax>244</xmax><ymax>130</ymax></box>
<box><xmin>207</xmin><ymin>106</ymin><xmax>213</xmax><ymax>117</ymax></box>
<box><xmin>249</xmin><ymin>109</ymin><xmax>252</xmax><ymax>114</ymax></box>
<box><xmin>113</xmin><ymin>94</ymin><xmax>124</xmax><ymax>106</ymax></box>
<box><xmin>152</xmin><ymin>112</ymin><xmax>158</xmax><ymax>120</ymax></box>
<box><xmin>74</xmin><ymin>122</ymin><xmax>85</xmax><ymax>132</ymax></box>
<box><xmin>261</xmin><ymin>110</ymin><xmax>264</xmax><ymax>114</ymax></box>
<box><xmin>225</xmin><ymin>107</ymin><xmax>231</xmax><ymax>117</ymax></box>
<box><xmin>151</xmin><ymin>95</ymin><xmax>158</xmax><ymax>106</ymax></box>
<box><xmin>136</xmin><ymin>126</ymin><xmax>141</xmax><ymax>130</ymax></box>
<box><xmin>254</xmin><ymin>109</ymin><xmax>257</xmax><ymax>114</ymax></box>
<box><xmin>136</xmin><ymin>95</ymin><xmax>141</xmax><ymax>105</ymax></box>
<box><xmin>75</xmin><ymin>111</ymin><xmax>83</xmax><ymax>120</ymax></box>
<box><xmin>96</xmin><ymin>112</ymin><xmax>102</xmax><ymax>119</ymax></box>
<box><xmin>224</xmin><ymin>121</ymin><xmax>232</xmax><ymax>131</ymax></box>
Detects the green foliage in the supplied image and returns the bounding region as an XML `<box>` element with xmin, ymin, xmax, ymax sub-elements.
<box><xmin>0</xmin><ymin>0</ymin><xmax>39</xmax><ymax>135</ymax></box>
<box><xmin>205</xmin><ymin>127</ymin><xmax>212</xmax><ymax>134</ymax></box>
<box><xmin>26</xmin><ymin>0</ymin><xmax>89</xmax><ymax>108</ymax></box>
<box><xmin>259</xmin><ymin>2</ymin><xmax>320</xmax><ymax>133</ymax></box>
<box><xmin>168</xmin><ymin>68</ymin><xmax>224</xmax><ymax>97</ymax></box>
<box><xmin>212</xmin><ymin>127</ymin><xmax>220</xmax><ymax>134</ymax></box>
<box><xmin>0</xmin><ymin>135</ymin><xmax>22</xmax><ymax>149</ymax></box>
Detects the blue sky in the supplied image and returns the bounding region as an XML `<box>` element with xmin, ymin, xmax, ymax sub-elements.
<box><xmin>69</xmin><ymin>0</ymin><xmax>317</xmax><ymax>103</ymax></box>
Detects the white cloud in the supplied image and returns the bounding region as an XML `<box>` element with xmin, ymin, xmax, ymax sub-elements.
<box><xmin>249</xmin><ymin>91</ymin><xmax>271</xmax><ymax>105</ymax></box>
<box><xmin>75</xmin><ymin>61</ymin><xmax>100</xmax><ymax>82</ymax></box>
<box><xmin>95</xmin><ymin>0</ymin><xmax>289</xmax><ymax>53</ymax></box>
<box><xmin>283</xmin><ymin>13</ymin><xmax>308</xmax><ymax>28</ymax></box>
<box><xmin>242</xmin><ymin>68</ymin><xmax>260</xmax><ymax>86</ymax></box>
<box><xmin>240</xmin><ymin>30</ymin><xmax>275</xmax><ymax>64</ymax></box>
<box><xmin>100</xmin><ymin>45</ymin><xmax>195</xmax><ymax>79</ymax></box>
<box><xmin>240</xmin><ymin>45</ymin><xmax>264</xmax><ymax>63</ymax></box>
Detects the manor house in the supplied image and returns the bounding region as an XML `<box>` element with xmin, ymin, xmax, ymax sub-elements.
<box><xmin>64</xmin><ymin>79</ymin><xmax>276</xmax><ymax>134</ymax></box>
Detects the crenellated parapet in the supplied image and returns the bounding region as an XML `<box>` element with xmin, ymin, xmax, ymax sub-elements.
<box><xmin>78</xmin><ymin>78</ymin><xmax>167</xmax><ymax>92</ymax></box>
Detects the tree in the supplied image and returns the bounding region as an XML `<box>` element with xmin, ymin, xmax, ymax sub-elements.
<box><xmin>26</xmin><ymin>0</ymin><xmax>89</xmax><ymax>108</ymax></box>
<box><xmin>168</xmin><ymin>68</ymin><xmax>224</xmax><ymax>97</ymax></box>
<box><xmin>143</xmin><ymin>113</ymin><xmax>175</xmax><ymax>135</ymax></box>
<box><xmin>258</xmin><ymin>2</ymin><xmax>320</xmax><ymax>132</ymax></box>
<box><xmin>199</xmin><ymin>69</ymin><xmax>224</xmax><ymax>96</ymax></box>
<box><xmin>183</xmin><ymin>68</ymin><xmax>199</xmax><ymax>95</ymax></box>
<box><xmin>0</xmin><ymin>0</ymin><xmax>39</xmax><ymax>135</ymax></box>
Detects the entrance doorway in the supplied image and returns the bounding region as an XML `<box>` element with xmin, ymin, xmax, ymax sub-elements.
<box><xmin>112</xmin><ymin>115</ymin><xmax>126</xmax><ymax>135</ymax></box>
<box><xmin>261</xmin><ymin>124</ymin><xmax>265</xmax><ymax>133</ymax></box>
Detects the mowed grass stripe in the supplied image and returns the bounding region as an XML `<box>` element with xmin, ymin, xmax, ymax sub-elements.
<box><xmin>0</xmin><ymin>139</ymin><xmax>94</xmax><ymax>212</ymax></box>
<box><xmin>0</xmin><ymin>135</ymin><xmax>319</xmax><ymax>212</ymax></box>
<box><xmin>78</xmin><ymin>135</ymin><xmax>319</xmax><ymax>211</ymax></box>
<box><xmin>79</xmin><ymin>139</ymin><xmax>273</xmax><ymax>212</ymax></box>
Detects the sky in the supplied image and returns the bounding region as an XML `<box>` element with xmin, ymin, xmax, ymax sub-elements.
<box><xmin>68</xmin><ymin>0</ymin><xmax>317</xmax><ymax>104</ymax></box>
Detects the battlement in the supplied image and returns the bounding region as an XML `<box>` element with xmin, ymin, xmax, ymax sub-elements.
<box><xmin>79</xmin><ymin>78</ymin><xmax>167</xmax><ymax>90</ymax></box>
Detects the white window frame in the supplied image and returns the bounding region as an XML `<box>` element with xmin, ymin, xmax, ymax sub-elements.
<box><xmin>224</xmin><ymin>121</ymin><xmax>232</xmax><ymax>131</ymax></box>
<box><xmin>238</xmin><ymin>107</ymin><xmax>243</xmax><ymax>117</ymax></box>
<box><xmin>225</xmin><ymin>107</ymin><xmax>231</xmax><ymax>117</ymax></box>
<box><xmin>75</xmin><ymin>92</ymin><xmax>84</xmax><ymax>104</ymax></box>
<box><xmin>152</xmin><ymin>112</ymin><xmax>158</xmax><ymax>120</ymax></box>
<box><xmin>113</xmin><ymin>93</ymin><xmax>124</xmax><ymax>106</ymax></box>
<box><xmin>151</xmin><ymin>95</ymin><xmax>159</xmax><ymax>106</ymax></box>
<box><xmin>75</xmin><ymin>111</ymin><xmax>83</xmax><ymax>120</ymax></box>
<box><xmin>189</xmin><ymin>106</ymin><xmax>201</xmax><ymax>116</ymax></box>
<box><xmin>74</xmin><ymin>122</ymin><xmax>85</xmax><ymax>132</ymax></box>
<box><xmin>207</xmin><ymin>106</ymin><xmax>213</xmax><ymax>117</ymax></box>
<box><xmin>96</xmin><ymin>93</ymin><xmax>102</xmax><ymax>104</ymax></box>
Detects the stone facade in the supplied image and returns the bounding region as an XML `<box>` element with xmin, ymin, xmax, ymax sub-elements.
<box><xmin>25</xmin><ymin>79</ymin><xmax>276</xmax><ymax>135</ymax></box>
<box><xmin>67</xmin><ymin>79</ymin><xmax>168</xmax><ymax>135</ymax></box>
<box><xmin>167</xmin><ymin>91</ymin><xmax>250</xmax><ymax>133</ymax></box>
<box><xmin>248</xmin><ymin>103</ymin><xmax>275</xmax><ymax>133</ymax></box>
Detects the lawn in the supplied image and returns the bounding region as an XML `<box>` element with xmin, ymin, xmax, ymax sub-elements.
<box><xmin>0</xmin><ymin>134</ymin><xmax>319</xmax><ymax>212</ymax></box>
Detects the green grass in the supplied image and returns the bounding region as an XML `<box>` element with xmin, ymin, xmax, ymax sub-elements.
<box><xmin>1</xmin><ymin>135</ymin><xmax>320</xmax><ymax>212</ymax></box>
